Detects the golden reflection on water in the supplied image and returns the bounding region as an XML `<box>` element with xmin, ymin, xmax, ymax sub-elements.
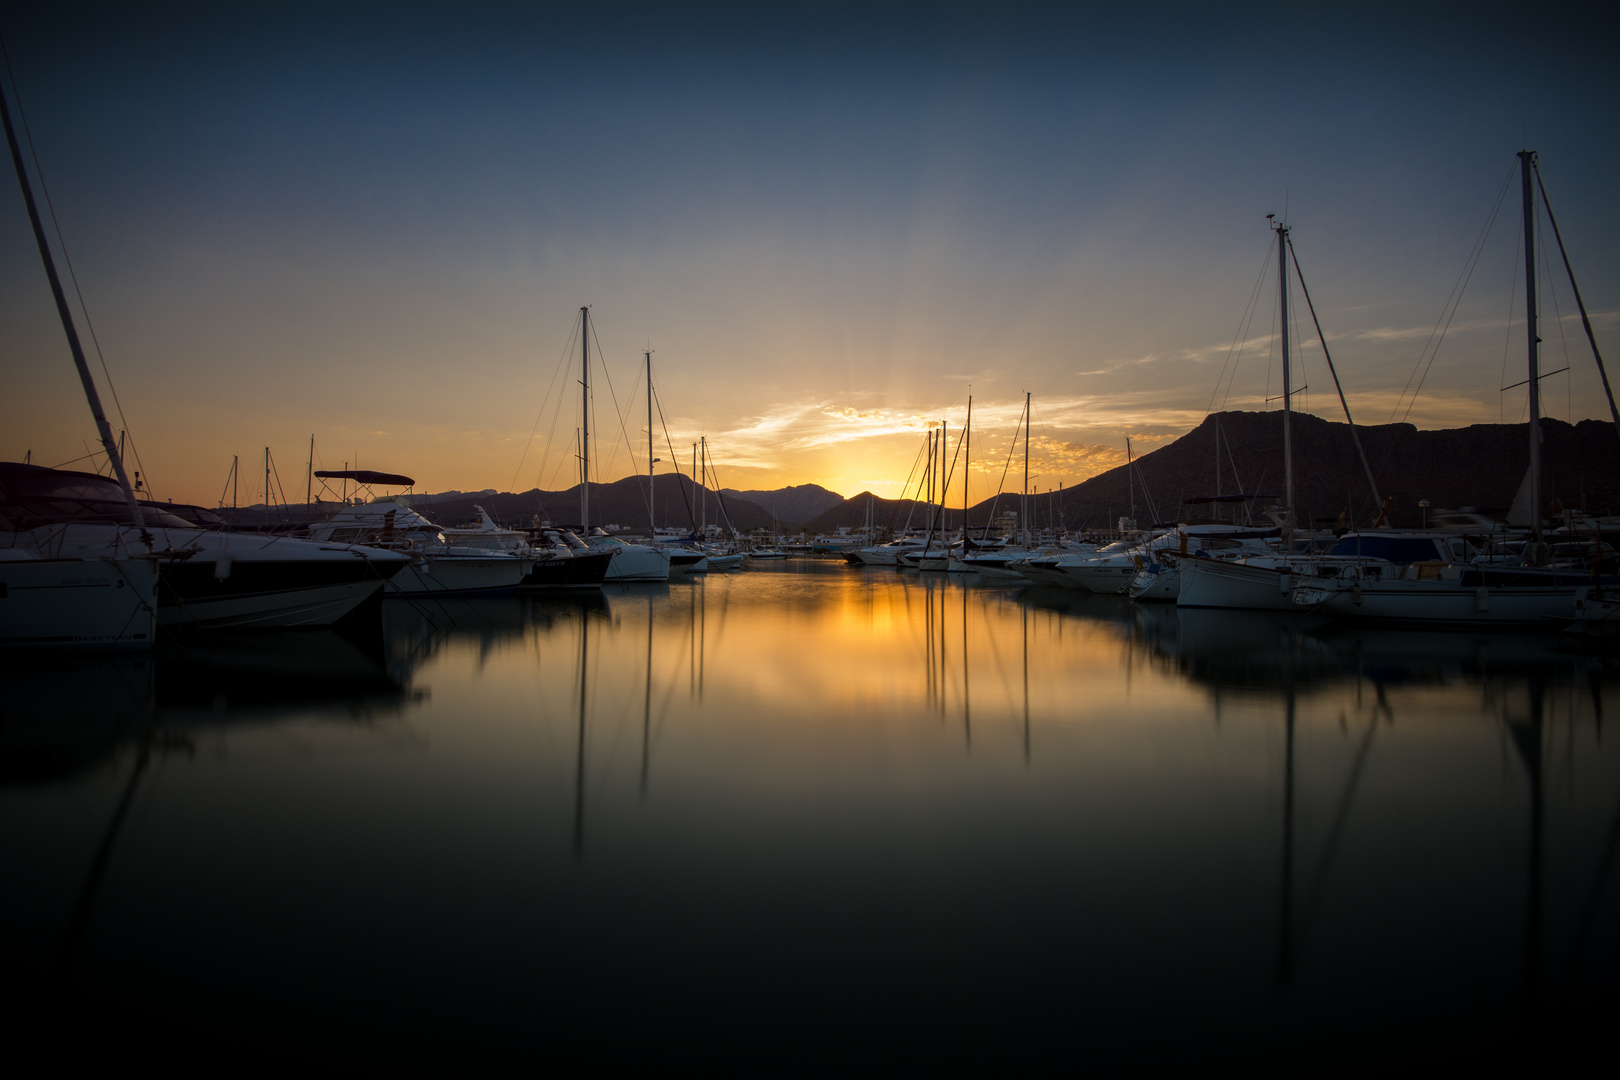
<box><xmin>3</xmin><ymin>560</ymin><xmax>1617</xmax><ymax>1069</ymax></box>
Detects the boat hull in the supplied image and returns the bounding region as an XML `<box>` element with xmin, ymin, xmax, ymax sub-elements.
<box><xmin>1015</xmin><ymin>560</ymin><xmax>1083</xmax><ymax>588</ymax></box>
<box><xmin>0</xmin><ymin>555</ymin><xmax>157</xmax><ymax>648</ymax></box>
<box><xmin>600</xmin><ymin>545</ymin><xmax>671</xmax><ymax>582</ymax></box>
<box><xmin>1128</xmin><ymin>566</ymin><xmax>1180</xmax><ymax>601</ymax></box>
<box><xmin>385</xmin><ymin>555</ymin><xmax>533</xmax><ymax>596</ymax></box>
<box><xmin>1063</xmin><ymin>562</ymin><xmax>1138</xmax><ymax>594</ymax></box>
<box><xmin>518</xmin><ymin>551</ymin><xmax>614</xmax><ymax>589</ymax></box>
<box><xmin>1176</xmin><ymin>557</ymin><xmax>1300</xmax><ymax>611</ymax></box>
<box><xmin>1296</xmin><ymin>577</ymin><xmax>1588</xmax><ymax>627</ymax></box>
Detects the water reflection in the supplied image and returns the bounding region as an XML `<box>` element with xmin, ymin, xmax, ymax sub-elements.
<box><xmin>2</xmin><ymin>561</ymin><xmax>1615</xmax><ymax>1068</ymax></box>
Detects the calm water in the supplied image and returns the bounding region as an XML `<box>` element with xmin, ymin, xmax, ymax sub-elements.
<box><xmin>4</xmin><ymin>562</ymin><xmax>1617</xmax><ymax>1068</ymax></box>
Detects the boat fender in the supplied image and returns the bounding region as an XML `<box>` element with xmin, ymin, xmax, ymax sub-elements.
<box><xmin>213</xmin><ymin>555</ymin><xmax>232</xmax><ymax>581</ymax></box>
<box><xmin>1475</xmin><ymin>587</ymin><xmax>1490</xmax><ymax>613</ymax></box>
<box><xmin>1351</xmin><ymin>582</ymin><xmax>1362</xmax><ymax>606</ymax></box>
<box><xmin>1278</xmin><ymin>572</ymin><xmax>1292</xmax><ymax>594</ymax></box>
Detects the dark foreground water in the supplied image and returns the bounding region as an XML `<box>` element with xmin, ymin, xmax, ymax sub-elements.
<box><xmin>4</xmin><ymin>562</ymin><xmax>1617</xmax><ymax>1070</ymax></box>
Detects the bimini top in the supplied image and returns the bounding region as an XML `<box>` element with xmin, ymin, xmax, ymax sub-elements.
<box><xmin>313</xmin><ymin>469</ymin><xmax>415</xmax><ymax>487</ymax></box>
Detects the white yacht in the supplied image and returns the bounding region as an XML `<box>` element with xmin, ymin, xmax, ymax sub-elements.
<box><xmin>852</xmin><ymin>537</ymin><xmax>926</xmax><ymax>566</ymax></box>
<box><xmin>308</xmin><ymin>492</ymin><xmax>533</xmax><ymax>597</ymax></box>
<box><xmin>1290</xmin><ymin>532</ymin><xmax>1613</xmax><ymax>626</ymax></box>
<box><xmin>5</xmin><ymin>465</ymin><xmax>410</xmax><ymax>629</ymax></box>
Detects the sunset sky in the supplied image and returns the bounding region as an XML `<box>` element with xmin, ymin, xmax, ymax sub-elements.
<box><xmin>2</xmin><ymin>2</ymin><xmax>1614</xmax><ymax>508</ymax></box>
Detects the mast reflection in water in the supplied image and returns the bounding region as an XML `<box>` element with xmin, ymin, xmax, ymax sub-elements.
<box><xmin>3</xmin><ymin>561</ymin><xmax>1615</xmax><ymax>1069</ymax></box>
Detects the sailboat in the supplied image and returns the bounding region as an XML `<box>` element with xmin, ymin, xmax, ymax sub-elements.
<box><xmin>0</xmin><ymin>83</ymin><xmax>156</xmax><ymax>648</ymax></box>
<box><xmin>901</xmin><ymin>419</ymin><xmax>959</xmax><ymax>570</ymax></box>
<box><xmin>1176</xmin><ymin>216</ymin><xmax>1316</xmax><ymax>611</ymax></box>
<box><xmin>1290</xmin><ymin>151</ymin><xmax>1618</xmax><ymax>626</ymax></box>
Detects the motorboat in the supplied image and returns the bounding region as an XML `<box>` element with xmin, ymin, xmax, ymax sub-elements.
<box><xmin>578</xmin><ymin>529</ymin><xmax>671</xmax><ymax>582</ymax></box>
<box><xmin>1288</xmin><ymin>532</ymin><xmax>1617</xmax><ymax>626</ymax></box>
<box><xmin>1</xmin><ymin>89</ymin><xmax>404</xmax><ymax>636</ymax></box>
<box><xmin>851</xmin><ymin>537</ymin><xmax>925</xmax><ymax>566</ymax></box>
<box><xmin>4</xmin><ymin>464</ymin><xmax>409</xmax><ymax>629</ymax></box>
<box><xmin>308</xmin><ymin>491</ymin><xmax>533</xmax><ymax>597</ymax></box>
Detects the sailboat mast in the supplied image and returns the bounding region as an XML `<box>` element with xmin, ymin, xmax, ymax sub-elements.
<box><xmin>964</xmin><ymin>396</ymin><xmax>971</xmax><ymax>541</ymax></box>
<box><xmin>646</xmin><ymin>351</ymin><xmax>655</xmax><ymax>533</ymax></box>
<box><xmin>1519</xmin><ymin>150</ymin><xmax>1543</xmax><ymax>547</ymax></box>
<box><xmin>927</xmin><ymin>429</ymin><xmax>935</xmax><ymax>523</ymax></box>
<box><xmin>1276</xmin><ymin>220</ymin><xmax>1294</xmax><ymax>536</ymax></box>
<box><xmin>1127</xmin><ymin>437</ymin><xmax>1136</xmax><ymax>524</ymax></box>
<box><xmin>1</xmin><ymin>85</ymin><xmax>146</xmax><ymax>537</ymax></box>
<box><xmin>1023</xmin><ymin>392</ymin><xmax>1031</xmax><ymax>546</ymax></box>
<box><xmin>580</xmin><ymin>306</ymin><xmax>591</xmax><ymax>533</ymax></box>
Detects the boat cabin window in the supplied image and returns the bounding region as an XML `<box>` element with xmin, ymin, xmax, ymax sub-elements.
<box><xmin>1328</xmin><ymin>536</ymin><xmax>1448</xmax><ymax>562</ymax></box>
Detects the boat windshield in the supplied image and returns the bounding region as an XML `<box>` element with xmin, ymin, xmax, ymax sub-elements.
<box><xmin>0</xmin><ymin>465</ymin><xmax>195</xmax><ymax>529</ymax></box>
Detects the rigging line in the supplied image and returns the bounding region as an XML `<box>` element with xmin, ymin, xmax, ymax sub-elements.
<box><xmin>1223</xmin><ymin>272</ymin><xmax>1268</xmax><ymax>414</ymax></box>
<box><xmin>1263</xmin><ymin>265</ymin><xmax>1278</xmax><ymax>410</ymax></box>
<box><xmin>537</xmin><ymin>318</ymin><xmax>584</xmax><ymax>494</ymax></box>
<box><xmin>1288</xmin><ymin>236</ymin><xmax>1381</xmax><ymax>505</ymax></box>
<box><xmin>1398</xmin><ymin>176</ymin><xmax>1510</xmax><ymax>426</ymax></box>
<box><xmin>1209</xmin><ymin>240</ymin><xmax>1274</xmax><ymax>415</ymax></box>
<box><xmin>933</xmin><ymin>422</ymin><xmax>966</xmax><ymax>536</ymax></box>
<box><xmin>586</xmin><ymin>311</ymin><xmax>639</xmax><ymax>484</ymax></box>
<box><xmin>889</xmin><ymin>432</ymin><xmax>930</xmax><ymax>535</ymax></box>
<box><xmin>1497</xmin><ymin>224</ymin><xmax>1522</xmax><ymax>424</ymax></box>
<box><xmin>511</xmin><ymin>308</ymin><xmax>581</xmax><ymax>491</ymax></box>
<box><xmin>1535</xmin><ymin>162</ymin><xmax>1620</xmax><ymax>435</ymax></box>
<box><xmin>1288</xmin><ymin>251</ymin><xmax>1308</xmax><ymax>414</ymax></box>
<box><xmin>268</xmin><ymin>450</ymin><xmax>290</xmax><ymax>516</ymax></box>
<box><xmin>703</xmin><ymin>445</ymin><xmax>740</xmax><ymax>538</ymax></box>
<box><xmin>652</xmin><ymin>386</ymin><xmax>697</xmax><ymax>531</ymax></box>
<box><xmin>0</xmin><ymin>37</ymin><xmax>152</xmax><ymax>491</ymax></box>
<box><xmin>1391</xmin><ymin>160</ymin><xmax>1515</xmax><ymax>425</ymax></box>
<box><xmin>1536</xmin><ymin>201</ymin><xmax>1573</xmax><ymax>423</ymax></box>
<box><xmin>981</xmin><ymin>397</ymin><xmax>1026</xmax><ymax>540</ymax></box>
<box><xmin>1133</xmin><ymin>441</ymin><xmax>1160</xmax><ymax>525</ymax></box>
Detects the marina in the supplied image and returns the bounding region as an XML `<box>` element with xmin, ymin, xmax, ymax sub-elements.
<box><xmin>3</xmin><ymin>3</ymin><xmax>1616</xmax><ymax>1069</ymax></box>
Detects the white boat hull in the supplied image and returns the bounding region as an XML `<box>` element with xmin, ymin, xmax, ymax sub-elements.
<box><xmin>1296</xmin><ymin>577</ymin><xmax>1585</xmax><ymax>626</ymax></box>
<box><xmin>956</xmin><ymin>558</ymin><xmax>1030</xmax><ymax>580</ymax></box>
<box><xmin>1128</xmin><ymin>566</ymin><xmax>1180</xmax><ymax>601</ymax></box>
<box><xmin>601</xmin><ymin>545</ymin><xmax>671</xmax><ymax>582</ymax></box>
<box><xmin>386</xmin><ymin>555</ymin><xmax>533</xmax><ymax>596</ymax></box>
<box><xmin>0</xmin><ymin>555</ymin><xmax>157</xmax><ymax>648</ymax></box>
<box><xmin>157</xmin><ymin>578</ymin><xmax>386</xmax><ymax>630</ymax></box>
<box><xmin>1015</xmin><ymin>561</ymin><xmax>1083</xmax><ymax>588</ymax></box>
<box><xmin>1176</xmin><ymin>557</ymin><xmax>1300</xmax><ymax>611</ymax></box>
<box><xmin>1063</xmin><ymin>562</ymin><xmax>1139</xmax><ymax>594</ymax></box>
<box><xmin>27</xmin><ymin>523</ymin><xmax>409</xmax><ymax>630</ymax></box>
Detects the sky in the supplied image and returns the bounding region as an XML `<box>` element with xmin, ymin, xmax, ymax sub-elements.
<box><xmin>1</xmin><ymin>1</ymin><xmax>1615</xmax><ymax>508</ymax></box>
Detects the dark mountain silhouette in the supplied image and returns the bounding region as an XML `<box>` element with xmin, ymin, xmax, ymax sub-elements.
<box><xmin>800</xmin><ymin>411</ymin><xmax>1620</xmax><ymax>534</ymax></box>
<box><xmin>717</xmin><ymin>484</ymin><xmax>844</xmax><ymax>525</ymax></box>
<box><xmin>222</xmin><ymin>411</ymin><xmax>1618</xmax><ymax>536</ymax></box>
<box><xmin>422</xmin><ymin>473</ymin><xmax>776</xmax><ymax>533</ymax></box>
